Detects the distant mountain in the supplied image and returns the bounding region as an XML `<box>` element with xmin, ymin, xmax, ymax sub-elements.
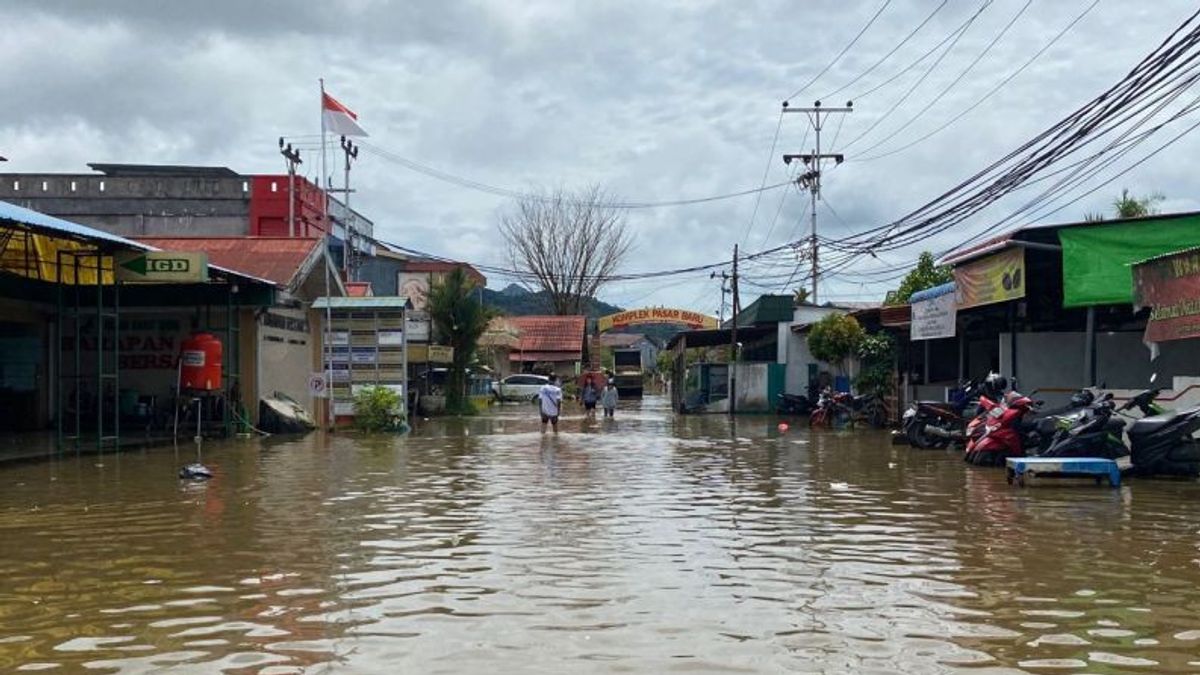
<box><xmin>482</xmin><ymin>285</ymin><xmax>622</xmax><ymax>318</ymax></box>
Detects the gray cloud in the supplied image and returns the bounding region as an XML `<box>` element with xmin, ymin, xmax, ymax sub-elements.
<box><xmin>3</xmin><ymin>0</ymin><xmax>1199</xmax><ymax>309</ymax></box>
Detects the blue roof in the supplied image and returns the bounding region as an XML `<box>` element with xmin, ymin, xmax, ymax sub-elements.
<box><xmin>1</xmin><ymin>200</ymin><xmax>277</xmax><ymax>285</ymax></box>
<box><xmin>0</xmin><ymin>200</ymin><xmax>151</xmax><ymax>251</ymax></box>
<box><xmin>908</xmin><ymin>281</ymin><xmax>956</xmax><ymax>303</ymax></box>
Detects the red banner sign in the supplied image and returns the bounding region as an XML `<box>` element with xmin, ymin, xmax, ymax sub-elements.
<box><xmin>1133</xmin><ymin>248</ymin><xmax>1200</xmax><ymax>343</ymax></box>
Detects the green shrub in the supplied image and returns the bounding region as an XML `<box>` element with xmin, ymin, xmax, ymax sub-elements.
<box><xmin>808</xmin><ymin>313</ymin><xmax>864</xmax><ymax>374</ymax></box>
<box><xmin>353</xmin><ymin>386</ymin><xmax>405</xmax><ymax>432</ymax></box>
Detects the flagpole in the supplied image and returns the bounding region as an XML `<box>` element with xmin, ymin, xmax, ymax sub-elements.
<box><xmin>320</xmin><ymin>78</ymin><xmax>334</xmax><ymax>431</ymax></box>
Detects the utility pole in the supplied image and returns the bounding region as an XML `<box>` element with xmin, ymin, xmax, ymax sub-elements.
<box><xmin>729</xmin><ymin>245</ymin><xmax>740</xmax><ymax>417</ymax></box>
<box><xmin>782</xmin><ymin>99</ymin><xmax>852</xmax><ymax>304</ymax></box>
<box><xmin>339</xmin><ymin>135</ymin><xmax>359</xmax><ymax>280</ymax></box>
<box><xmin>279</xmin><ymin>138</ymin><xmax>303</xmax><ymax>238</ymax></box>
<box><xmin>710</xmin><ymin>270</ymin><xmax>731</xmax><ymax>324</ymax></box>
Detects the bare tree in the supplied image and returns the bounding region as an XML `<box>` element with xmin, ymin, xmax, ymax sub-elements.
<box><xmin>499</xmin><ymin>185</ymin><xmax>634</xmax><ymax>315</ymax></box>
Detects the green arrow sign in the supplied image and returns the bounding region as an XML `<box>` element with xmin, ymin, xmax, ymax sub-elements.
<box><xmin>114</xmin><ymin>251</ymin><xmax>209</xmax><ymax>283</ymax></box>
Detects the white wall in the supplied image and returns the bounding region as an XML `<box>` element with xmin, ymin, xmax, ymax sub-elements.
<box><xmin>783</xmin><ymin>306</ymin><xmax>844</xmax><ymax>396</ymax></box>
<box><xmin>733</xmin><ymin>362</ymin><xmax>770</xmax><ymax>412</ymax></box>
<box><xmin>257</xmin><ymin>306</ymin><xmax>314</xmax><ymax>411</ymax></box>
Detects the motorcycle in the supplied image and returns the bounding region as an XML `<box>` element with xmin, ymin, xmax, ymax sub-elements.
<box><xmin>809</xmin><ymin>388</ymin><xmax>851</xmax><ymax>428</ymax></box>
<box><xmin>964</xmin><ymin>390</ymin><xmax>1039</xmax><ymax>467</ymax></box>
<box><xmin>847</xmin><ymin>392</ymin><xmax>890</xmax><ymax>429</ymax></box>
<box><xmin>1036</xmin><ymin>394</ymin><xmax>1129</xmax><ymax>460</ymax></box>
<box><xmin>904</xmin><ymin>373</ymin><xmax>1007</xmax><ymax>449</ymax></box>
<box><xmin>777</xmin><ymin>392</ymin><xmax>815</xmax><ymax>415</ymax></box>
<box><xmin>1119</xmin><ymin>388</ymin><xmax>1200</xmax><ymax>477</ymax></box>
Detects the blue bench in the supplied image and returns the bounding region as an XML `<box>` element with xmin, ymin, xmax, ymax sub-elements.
<box><xmin>1006</xmin><ymin>457</ymin><xmax>1122</xmax><ymax>487</ymax></box>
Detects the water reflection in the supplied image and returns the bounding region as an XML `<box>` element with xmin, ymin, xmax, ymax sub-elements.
<box><xmin>2</xmin><ymin>396</ymin><xmax>1200</xmax><ymax>672</ymax></box>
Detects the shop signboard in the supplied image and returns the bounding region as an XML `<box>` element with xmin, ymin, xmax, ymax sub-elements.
<box><xmin>954</xmin><ymin>247</ymin><xmax>1025</xmax><ymax>309</ymax></box>
<box><xmin>910</xmin><ymin>283</ymin><xmax>957</xmax><ymax>341</ymax></box>
<box><xmin>114</xmin><ymin>251</ymin><xmax>208</xmax><ymax>283</ymax></box>
<box><xmin>1133</xmin><ymin>247</ymin><xmax>1200</xmax><ymax>343</ymax></box>
<box><xmin>378</xmin><ymin>330</ymin><xmax>404</xmax><ymax>346</ymax></box>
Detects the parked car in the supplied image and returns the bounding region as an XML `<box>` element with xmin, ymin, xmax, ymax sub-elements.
<box><xmin>491</xmin><ymin>374</ymin><xmax>550</xmax><ymax>402</ymax></box>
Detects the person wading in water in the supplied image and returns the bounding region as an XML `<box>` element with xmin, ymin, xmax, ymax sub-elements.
<box><xmin>581</xmin><ymin>376</ymin><xmax>599</xmax><ymax>420</ymax></box>
<box><xmin>601</xmin><ymin>381</ymin><xmax>619</xmax><ymax>419</ymax></box>
<box><xmin>538</xmin><ymin>376</ymin><xmax>563</xmax><ymax>433</ymax></box>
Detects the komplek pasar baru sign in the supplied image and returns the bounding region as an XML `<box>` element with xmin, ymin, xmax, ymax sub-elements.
<box><xmin>1133</xmin><ymin>247</ymin><xmax>1200</xmax><ymax>343</ymax></box>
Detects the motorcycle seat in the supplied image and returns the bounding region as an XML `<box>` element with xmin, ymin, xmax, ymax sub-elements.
<box><xmin>1129</xmin><ymin>414</ymin><xmax>1173</xmax><ymax>438</ymax></box>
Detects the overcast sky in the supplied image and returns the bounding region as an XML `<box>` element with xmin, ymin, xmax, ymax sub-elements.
<box><xmin>3</xmin><ymin>0</ymin><xmax>1199</xmax><ymax>313</ymax></box>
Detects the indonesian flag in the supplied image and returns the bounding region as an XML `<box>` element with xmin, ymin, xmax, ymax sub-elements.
<box><xmin>322</xmin><ymin>91</ymin><xmax>368</xmax><ymax>137</ymax></box>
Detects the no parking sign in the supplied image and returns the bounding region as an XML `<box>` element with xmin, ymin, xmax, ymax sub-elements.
<box><xmin>308</xmin><ymin>373</ymin><xmax>329</xmax><ymax>398</ymax></box>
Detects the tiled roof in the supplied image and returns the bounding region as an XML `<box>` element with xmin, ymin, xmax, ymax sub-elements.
<box><xmin>345</xmin><ymin>281</ymin><xmax>372</xmax><ymax>297</ymax></box>
<box><xmin>510</xmin><ymin>315</ymin><xmax>586</xmax><ymax>356</ymax></box>
<box><xmin>134</xmin><ymin>236</ymin><xmax>321</xmax><ymax>288</ymax></box>
<box><xmin>510</xmin><ymin>351</ymin><xmax>582</xmax><ymax>363</ymax></box>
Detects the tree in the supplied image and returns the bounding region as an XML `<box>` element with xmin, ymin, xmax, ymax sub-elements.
<box><xmin>793</xmin><ymin>287</ymin><xmax>810</xmax><ymax>305</ymax></box>
<box><xmin>854</xmin><ymin>331</ymin><xmax>895</xmax><ymax>395</ymax></box>
<box><xmin>1085</xmin><ymin>188</ymin><xmax>1165</xmax><ymax>221</ymax></box>
<box><xmin>499</xmin><ymin>185</ymin><xmax>634</xmax><ymax>315</ymax></box>
<box><xmin>807</xmin><ymin>313</ymin><xmax>864</xmax><ymax>375</ymax></box>
<box><xmin>889</xmin><ymin>251</ymin><xmax>953</xmax><ymax>305</ymax></box>
<box><xmin>427</xmin><ymin>268</ymin><xmax>496</xmax><ymax>413</ymax></box>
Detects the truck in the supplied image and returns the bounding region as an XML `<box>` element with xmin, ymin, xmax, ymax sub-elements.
<box><xmin>611</xmin><ymin>348</ymin><xmax>644</xmax><ymax>397</ymax></box>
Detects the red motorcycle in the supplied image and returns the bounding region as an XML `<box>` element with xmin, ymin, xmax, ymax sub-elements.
<box><xmin>964</xmin><ymin>391</ymin><xmax>1038</xmax><ymax>466</ymax></box>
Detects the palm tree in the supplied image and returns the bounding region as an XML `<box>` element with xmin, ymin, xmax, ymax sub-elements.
<box><xmin>427</xmin><ymin>268</ymin><xmax>496</xmax><ymax>412</ymax></box>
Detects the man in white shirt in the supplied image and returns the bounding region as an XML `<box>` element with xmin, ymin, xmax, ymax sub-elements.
<box><xmin>538</xmin><ymin>376</ymin><xmax>564</xmax><ymax>433</ymax></box>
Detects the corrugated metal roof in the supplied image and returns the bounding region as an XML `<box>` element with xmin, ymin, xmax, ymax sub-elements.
<box><xmin>1</xmin><ymin>199</ymin><xmax>152</xmax><ymax>251</ymax></box>
<box><xmin>2</xmin><ymin>201</ymin><xmax>274</xmax><ymax>286</ymax></box>
<box><xmin>134</xmin><ymin>236</ymin><xmax>321</xmax><ymax>288</ymax></box>
<box><xmin>909</xmin><ymin>281</ymin><xmax>956</xmax><ymax>303</ymax></box>
<box><xmin>510</xmin><ymin>315</ymin><xmax>586</xmax><ymax>354</ymax></box>
<box><xmin>312</xmin><ymin>296</ymin><xmax>413</xmax><ymax>310</ymax></box>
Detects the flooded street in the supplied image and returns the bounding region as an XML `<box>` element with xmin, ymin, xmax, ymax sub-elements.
<box><xmin>3</xmin><ymin>396</ymin><xmax>1200</xmax><ymax>673</ymax></box>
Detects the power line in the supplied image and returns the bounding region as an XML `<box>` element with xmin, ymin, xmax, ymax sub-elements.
<box><xmin>820</xmin><ymin>0</ymin><xmax>950</xmax><ymax>100</ymax></box>
<box><xmin>740</xmin><ymin>109</ymin><xmax>786</xmax><ymax>246</ymax></box>
<box><xmin>355</xmin><ymin>141</ymin><xmax>792</xmax><ymax>209</ymax></box>
<box><xmin>784</xmin><ymin>0</ymin><xmax>894</xmax><ymax>102</ymax></box>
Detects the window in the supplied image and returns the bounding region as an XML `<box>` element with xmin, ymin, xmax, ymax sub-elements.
<box><xmin>11</xmin><ymin>180</ymin><xmax>18</xmax><ymax>191</ymax></box>
<box><xmin>41</xmin><ymin>181</ymin><xmax>48</xmax><ymax>192</ymax></box>
<box><xmin>98</xmin><ymin>180</ymin><xmax>105</xmax><ymax>192</ymax></box>
<box><xmin>69</xmin><ymin>180</ymin><xmax>77</xmax><ymax>191</ymax></box>
<box><xmin>271</xmin><ymin>181</ymin><xmax>278</xmax><ymax>193</ymax></box>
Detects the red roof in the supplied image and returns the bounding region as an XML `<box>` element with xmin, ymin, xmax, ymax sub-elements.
<box><xmin>345</xmin><ymin>281</ymin><xmax>372</xmax><ymax>297</ymax></box>
<box><xmin>510</xmin><ymin>315</ymin><xmax>586</xmax><ymax>357</ymax></box>
<box><xmin>134</xmin><ymin>236</ymin><xmax>321</xmax><ymax>288</ymax></box>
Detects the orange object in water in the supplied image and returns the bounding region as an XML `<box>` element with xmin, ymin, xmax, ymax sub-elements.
<box><xmin>777</xmin><ymin>422</ymin><xmax>789</xmax><ymax>432</ymax></box>
<box><xmin>180</xmin><ymin>333</ymin><xmax>223</xmax><ymax>391</ymax></box>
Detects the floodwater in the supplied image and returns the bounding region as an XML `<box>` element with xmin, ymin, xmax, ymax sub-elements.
<box><xmin>2</xmin><ymin>397</ymin><xmax>1200</xmax><ymax>674</ymax></box>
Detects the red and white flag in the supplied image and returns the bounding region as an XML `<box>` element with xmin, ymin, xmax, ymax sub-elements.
<box><xmin>322</xmin><ymin>91</ymin><xmax>368</xmax><ymax>137</ymax></box>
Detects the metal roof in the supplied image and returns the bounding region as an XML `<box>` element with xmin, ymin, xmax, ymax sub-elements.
<box><xmin>311</xmin><ymin>296</ymin><xmax>413</xmax><ymax>310</ymax></box>
<box><xmin>909</xmin><ymin>281</ymin><xmax>956</xmax><ymax>303</ymax></box>
<box><xmin>0</xmin><ymin>201</ymin><xmax>275</xmax><ymax>286</ymax></box>
<box><xmin>1</xmin><ymin>199</ymin><xmax>153</xmax><ymax>251</ymax></box>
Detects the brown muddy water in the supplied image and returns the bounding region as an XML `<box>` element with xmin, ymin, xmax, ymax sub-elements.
<box><xmin>2</xmin><ymin>396</ymin><xmax>1200</xmax><ymax>674</ymax></box>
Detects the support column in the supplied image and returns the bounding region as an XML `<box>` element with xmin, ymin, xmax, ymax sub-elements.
<box><xmin>1084</xmin><ymin>306</ymin><xmax>1096</xmax><ymax>386</ymax></box>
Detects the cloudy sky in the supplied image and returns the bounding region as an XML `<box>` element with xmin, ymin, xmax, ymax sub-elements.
<box><xmin>3</xmin><ymin>0</ymin><xmax>1199</xmax><ymax>313</ymax></box>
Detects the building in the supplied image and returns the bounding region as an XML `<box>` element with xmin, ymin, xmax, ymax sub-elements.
<box><xmin>0</xmin><ymin>201</ymin><xmax>276</xmax><ymax>458</ymax></box>
<box><xmin>132</xmin><ymin>236</ymin><xmax>345</xmax><ymax>420</ymax></box>
<box><xmin>509</xmin><ymin>315</ymin><xmax>587</xmax><ymax>378</ymax></box>
<box><xmin>0</xmin><ymin>163</ymin><xmax>372</xmax><ymax>269</ymax></box>
<box><xmin>596</xmin><ymin>332</ymin><xmax>660</xmax><ymax>371</ymax></box>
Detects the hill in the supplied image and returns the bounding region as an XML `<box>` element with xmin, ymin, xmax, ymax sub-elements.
<box><xmin>482</xmin><ymin>284</ymin><xmax>622</xmax><ymax>318</ymax></box>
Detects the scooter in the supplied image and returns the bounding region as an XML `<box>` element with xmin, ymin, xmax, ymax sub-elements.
<box><xmin>777</xmin><ymin>392</ymin><xmax>814</xmax><ymax>415</ymax></box>
<box><xmin>809</xmin><ymin>388</ymin><xmax>851</xmax><ymax>428</ymax></box>
<box><xmin>964</xmin><ymin>390</ymin><xmax>1039</xmax><ymax>467</ymax></box>
<box><xmin>1119</xmin><ymin>388</ymin><xmax>1200</xmax><ymax>477</ymax></box>
<box><xmin>1037</xmin><ymin>395</ymin><xmax>1129</xmax><ymax>460</ymax></box>
<box><xmin>904</xmin><ymin>374</ymin><xmax>1006</xmax><ymax>449</ymax></box>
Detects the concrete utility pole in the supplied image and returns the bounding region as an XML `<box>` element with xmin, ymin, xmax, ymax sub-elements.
<box><xmin>279</xmin><ymin>138</ymin><xmax>302</xmax><ymax>238</ymax></box>
<box><xmin>710</xmin><ymin>270</ymin><xmax>731</xmax><ymax>324</ymax></box>
<box><xmin>339</xmin><ymin>135</ymin><xmax>359</xmax><ymax>280</ymax></box>
<box><xmin>729</xmin><ymin>245</ymin><xmax>740</xmax><ymax>417</ymax></box>
<box><xmin>783</xmin><ymin>100</ymin><xmax>852</xmax><ymax>305</ymax></box>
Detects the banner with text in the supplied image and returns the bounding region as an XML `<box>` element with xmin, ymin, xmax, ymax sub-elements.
<box><xmin>1133</xmin><ymin>248</ymin><xmax>1200</xmax><ymax>343</ymax></box>
<box><xmin>910</xmin><ymin>284</ymin><xmax>957</xmax><ymax>341</ymax></box>
<box><xmin>954</xmin><ymin>247</ymin><xmax>1025</xmax><ymax>309</ymax></box>
<box><xmin>598</xmin><ymin>307</ymin><xmax>718</xmax><ymax>333</ymax></box>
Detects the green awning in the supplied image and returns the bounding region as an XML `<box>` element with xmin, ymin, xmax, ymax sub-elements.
<box><xmin>1059</xmin><ymin>214</ymin><xmax>1200</xmax><ymax>307</ymax></box>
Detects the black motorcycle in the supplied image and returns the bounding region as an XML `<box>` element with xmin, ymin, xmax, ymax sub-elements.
<box><xmin>777</xmin><ymin>392</ymin><xmax>814</xmax><ymax>415</ymax></box>
<box><xmin>1120</xmin><ymin>388</ymin><xmax>1200</xmax><ymax>478</ymax></box>
<box><xmin>904</xmin><ymin>374</ymin><xmax>1005</xmax><ymax>449</ymax></box>
<box><xmin>1037</xmin><ymin>395</ymin><xmax>1129</xmax><ymax>460</ymax></box>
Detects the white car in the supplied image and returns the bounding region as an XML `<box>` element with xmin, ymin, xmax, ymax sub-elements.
<box><xmin>491</xmin><ymin>373</ymin><xmax>550</xmax><ymax>402</ymax></box>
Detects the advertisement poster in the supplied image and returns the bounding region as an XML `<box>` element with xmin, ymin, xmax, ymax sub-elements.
<box><xmin>1133</xmin><ymin>248</ymin><xmax>1200</xmax><ymax>343</ymax></box>
<box><xmin>954</xmin><ymin>247</ymin><xmax>1025</xmax><ymax>309</ymax></box>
